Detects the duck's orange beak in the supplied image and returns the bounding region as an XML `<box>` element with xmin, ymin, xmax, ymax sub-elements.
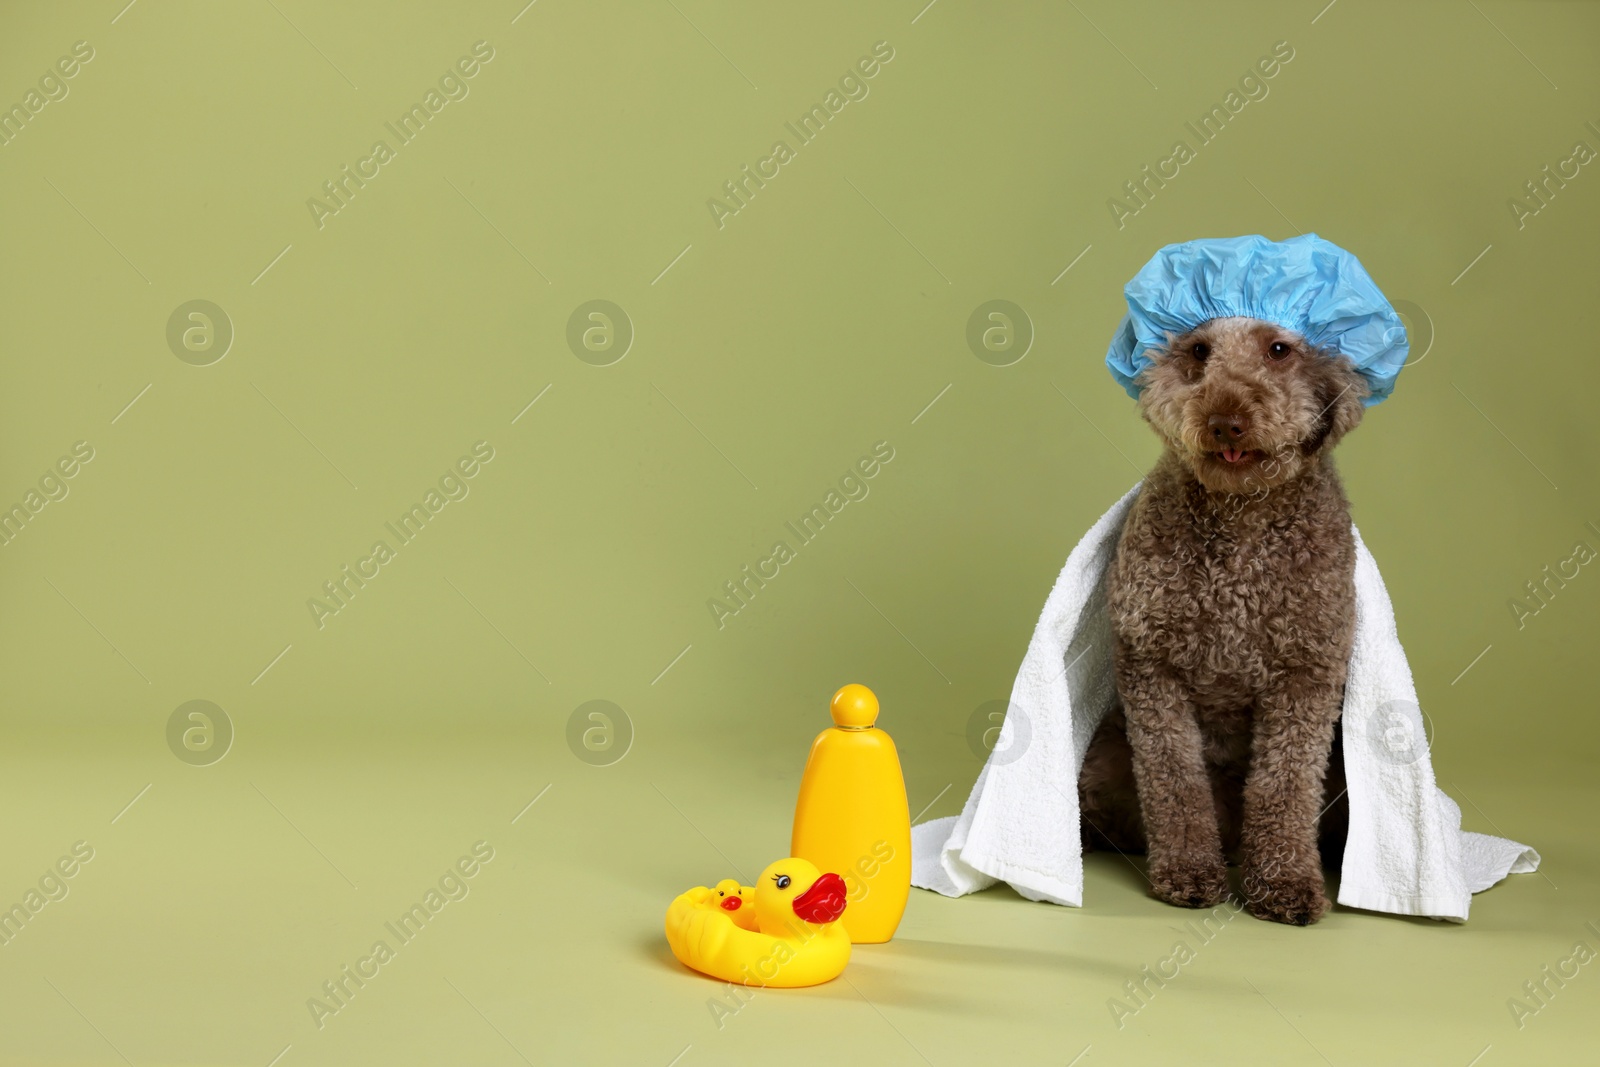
<box><xmin>791</xmin><ymin>872</ymin><xmax>847</xmax><ymax>924</ymax></box>
<box><xmin>719</xmin><ymin>896</ymin><xmax>742</xmax><ymax>911</ymax></box>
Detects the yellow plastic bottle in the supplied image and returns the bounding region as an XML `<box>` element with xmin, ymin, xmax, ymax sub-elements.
<box><xmin>790</xmin><ymin>684</ymin><xmax>911</xmax><ymax>944</ymax></box>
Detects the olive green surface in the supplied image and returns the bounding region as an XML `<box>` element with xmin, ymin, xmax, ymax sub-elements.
<box><xmin>1</xmin><ymin>2</ymin><xmax>1596</xmax><ymax>1065</ymax></box>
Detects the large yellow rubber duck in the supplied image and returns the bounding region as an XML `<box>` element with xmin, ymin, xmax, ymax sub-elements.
<box><xmin>665</xmin><ymin>858</ymin><xmax>851</xmax><ymax>987</ymax></box>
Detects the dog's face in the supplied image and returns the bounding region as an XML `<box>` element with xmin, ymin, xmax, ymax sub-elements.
<box><xmin>1135</xmin><ymin>316</ymin><xmax>1368</xmax><ymax>494</ymax></box>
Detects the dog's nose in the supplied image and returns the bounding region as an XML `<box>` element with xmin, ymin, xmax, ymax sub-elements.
<box><xmin>1207</xmin><ymin>413</ymin><xmax>1250</xmax><ymax>443</ymax></box>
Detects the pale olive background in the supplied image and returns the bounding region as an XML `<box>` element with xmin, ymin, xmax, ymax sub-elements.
<box><xmin>1</xmin><ymin>2</ymin><xmax>1596</xmax><ymax>1065</ymax></box>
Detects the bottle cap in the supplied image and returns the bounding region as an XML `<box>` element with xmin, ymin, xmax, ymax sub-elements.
<box><xmin>830</xmin><ymin>684</ymin><xmax>879</xmax><ymax>728</ymax></box>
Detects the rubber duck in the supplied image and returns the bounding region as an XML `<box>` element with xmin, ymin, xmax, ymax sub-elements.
<box><xmin>665</xmin><ymin>858</ymin><xmax>851</xmax><ymax>987</ymax></box>
<box><xmin>712</xmin><ymin>879</ymin><xmax>759</xmax><ymax>931</ymax></box>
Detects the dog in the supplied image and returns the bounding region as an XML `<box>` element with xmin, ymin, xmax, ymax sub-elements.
<box><xmin>1079</xmin><ymin>315</ymin><xmax>1366</xmax><ymax>925</ymax></box>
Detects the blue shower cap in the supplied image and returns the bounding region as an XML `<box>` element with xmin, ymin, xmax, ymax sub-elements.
<box><xmin>1105</xmin><ymin>234</ymin><xmax>1408</xmax><ymax>406</ymax></box>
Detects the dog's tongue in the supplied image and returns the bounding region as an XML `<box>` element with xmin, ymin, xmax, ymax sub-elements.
<box><xmin>1222</xmin><ymin>448</ymin><xmax>1247</xmax><ymax>464</ymax></box>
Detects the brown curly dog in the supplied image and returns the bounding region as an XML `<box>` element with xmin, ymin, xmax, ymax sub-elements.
<box><xmin>1079</xmin><ymin>316</ymin><xmax>1363</xmax><ymax>925</ymax></box>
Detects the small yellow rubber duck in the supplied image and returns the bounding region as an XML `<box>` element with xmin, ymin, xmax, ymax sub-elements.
<box><xmin>712</xmin><ymin>879</ymin><xmax>759</xmax><ymax>932</ymax></box>
<box><xmin>665</xmin><ymin>858</ymin><xmax>851</xmax><ymax>987</ymax></box>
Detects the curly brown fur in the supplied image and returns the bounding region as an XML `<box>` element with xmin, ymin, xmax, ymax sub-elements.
<box><xmin>1079</xmin><ymin>316</ymin><xmax>1365</xmax><ymax>925</ymax></box>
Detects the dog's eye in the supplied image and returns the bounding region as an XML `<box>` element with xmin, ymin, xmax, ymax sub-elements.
<box><xmin>1190</xmin><ymin>342</ymin><xmax>1210</xmax><ymax>361</ymax></box>
<box><xmin>1268</xmin><ymin>341</ymin><xmax>1291</xmax><ymax>360</ymax></box>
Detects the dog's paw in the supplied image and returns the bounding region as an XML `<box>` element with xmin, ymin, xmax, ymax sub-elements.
<box><xmin>1240</xmin><ymin>864</ymin><xmax>1329</xmax><ymax>926</ymax></box>
<box><xmin>1148</xmin><ymin>855</ymin><xmax>1229</xmax><ymax>909</ymax></box>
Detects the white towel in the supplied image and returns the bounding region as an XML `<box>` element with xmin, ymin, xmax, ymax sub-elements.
<box><xmin>912</xmin><ymin>483</ymin><xmax>1539</xmax><ymax>921</ymax></box>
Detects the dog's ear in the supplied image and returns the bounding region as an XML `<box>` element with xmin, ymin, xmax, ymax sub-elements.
<box><xmin>1301</xmin><ymin>359</ymin><xmax>1367</xmax><ymax>455</ymax></box>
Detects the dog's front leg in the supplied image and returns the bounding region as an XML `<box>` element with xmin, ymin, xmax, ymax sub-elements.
<box><xmin>1117</xmin><ymin>654</ymin><xmax>1228</xmax><ymax>908</ymax></box>
<box><xmin>1239</xmin><ymin>673</ymin><xmax>1342</xmax><ymax>925</ymax></box>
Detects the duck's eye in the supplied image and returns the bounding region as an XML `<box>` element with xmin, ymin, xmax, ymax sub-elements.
<box><xmin>1268</xmin><ymin>341</ymin><xmax>1291</xmax><ymax>360</ymax></box>
<box><xmin>1190</xmin><ymin>342</ymin><xmax>1210</xmax><ymax>361</ymax></box>
<box><xmin>774</xmin><ymin>874</ymin><xmax>791</xmax><ymax>889</ymax></box>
